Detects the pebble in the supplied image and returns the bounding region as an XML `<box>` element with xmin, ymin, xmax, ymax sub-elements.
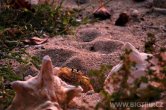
<box><xmin>75</xmin><ymin>0</ymin><xmax>88</xmax><ymax>4</ymax></box>
<box><xmin>134</xmin><ymin>0</ymin><xmax>146</xmax><ymax>2</ymax></box>
<box><xmin>93</xmin><ymin>7</ymin><xmax>111</xmax><ymax>20</ymax></box>
<box><xmin>115</xmin><ymin>13</ymin><xmax>129</xmax><ymax>26</ymax></box>
<box><xmin>131</xmin><ymin>9</ymin><xmax>139</xmax><ymax>17</ymax></box>
<box><xmin>34</xmin><ymin>45</ymin><xmax>45</xmax><ymax>49</ymax></box>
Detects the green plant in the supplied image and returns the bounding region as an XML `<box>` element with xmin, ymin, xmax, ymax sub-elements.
<box><xmin>30</xmin><ymin>56</ymin><xmax>42</xmax><ymax>69</ymax></box>
<box><xmin>0</xmin><ymin>2</ymin><xmax>83</xmax><ymax>52</ymax></box>
<box><xmin>88</xmin><ymin>64</ymin><xmax>112</xmax><ymax>92</ymax></box>
<box><xmin>0</xmin><ymin>65</ymin><xmax>21</xmax><ymax>109</ymax></box>
<box><xmin>144</xmin><ymin>33</ymin><xmax>156</xmax><ymax>53</ymax></box>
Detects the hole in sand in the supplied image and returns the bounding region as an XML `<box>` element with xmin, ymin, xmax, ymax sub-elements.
<box><xmin>63</xmin><ymin>57</ymin><xmax>87</xmax><ymax>73</ymax></box>
<box><xmin>36</xmin><ymin>49</ymin><xmax>75</xmax><ymax>66</ymax></box>
<box><xmin>89</xmin><ymin>46</ymin><xmax>96</xmax><ymax>52</ymax></box>
<box><xmin>77</xmin><ymin>28</ymin><xmax>101</xmax><ymax>42</ymax></box>
<box><xmin>87</xmin><ymin>40</ymin><xmax>123</xmax><ymax>54</ymax></box>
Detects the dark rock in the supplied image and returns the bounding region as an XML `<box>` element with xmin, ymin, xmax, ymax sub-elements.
<box><xmin>89</xmin><ymin>46</ymin><xmax>96</xmax><ymax>52</ymax></box>
<box><xmin>93</xmin><ymin>7</ymin><xmax>111</xmax><ymax>20</ymax></box>
<box><xmin>134</xmin><ymin>0</ymin><xmax>146</xmax><ymax>2</ymax></box>
<box><xmin>75</xmin><ymin>0</ymin><xmax>88</xmax><ymax>4</ymax></box>
<box><xmin>115</xmin><ymin>13</ymin><xmax>129</xmax><ymax>26</ymax></box>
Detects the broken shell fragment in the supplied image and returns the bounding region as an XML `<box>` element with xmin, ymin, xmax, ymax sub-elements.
<box><xmin>7</xmin><ymin>55</ymin><xmax>83</xmax><ymax>110</ymax></box>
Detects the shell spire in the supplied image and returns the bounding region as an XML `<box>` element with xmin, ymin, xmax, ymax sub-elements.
<box><xmin>40</xmin><ymin>55</ymin><xmax>54</xmax><ymax>82</ymax></box>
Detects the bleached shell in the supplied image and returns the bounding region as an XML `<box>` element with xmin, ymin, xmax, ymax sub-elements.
<box><xmin>7</xmin><ymin>55</ymin><xmax>83</xmax><ymax>110</ymax></box>
<box><xmin>104</xmin><ymin>42</ymin><xmax>152</xmax><ymax>95</ymax></box>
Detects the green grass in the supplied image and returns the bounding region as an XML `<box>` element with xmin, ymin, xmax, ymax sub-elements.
<box><xmin>0</xmin><ymin>65</ymin><xmax>21</xmax><ymax>109</ymax></box>
<box><xmin>88</xmin><ymin>64</ymin><xmax>112</xmax><ymax>92</ymax></box>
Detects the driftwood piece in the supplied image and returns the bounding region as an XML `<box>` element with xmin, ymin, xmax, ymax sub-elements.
<box><xmin>153</xmin><ymin>7</ymin><xmax>166</xmax><ymax>15</ymax></box>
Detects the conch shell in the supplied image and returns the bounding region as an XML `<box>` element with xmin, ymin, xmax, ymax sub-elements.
<box><xmin>104</xmin><ymin>42</ymin><xmax>153</xmax><ymax>95</ymax></box>
<box><xmin>7</xmin><ymin>55</ymin><xmax>83</xmax><ymax>110</ymax></box>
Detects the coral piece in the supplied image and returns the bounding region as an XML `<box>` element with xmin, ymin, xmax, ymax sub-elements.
<box><xmin>7</xmin><ymin>55</ymin><xmax>83</xmax><ymax>110</ymax></box>
<box><xmin>104</xmin><ymin>42</ymin><xmax>152</xmax><ymax>95</ymax></box>
<box><xmin>115</xmin><ymin>13</ymin><xmax>129</xmax><ymax>26</ymax></box>
<box><xmin>54</xmin><ymin>67</ymin><xmax>94</xmax><ymax>92</ymax></box>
